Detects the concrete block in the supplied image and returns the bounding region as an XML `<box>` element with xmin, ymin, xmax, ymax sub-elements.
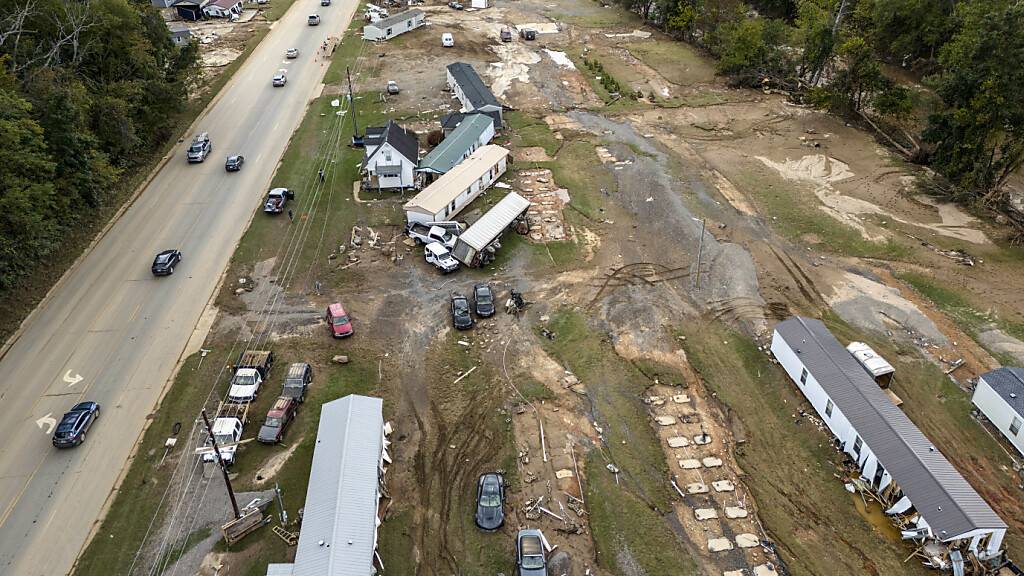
<box><xmin>667</xmin><ymin>436</ymin><xmax>689</xmax><ymax>448</ymax></box>
<box><xmin>711</xmin><ymin>480</ymin><xmax>735</xmax><ymax>492</ymax></box>
<box><xmin>736</xmin><ymin>533</ymin><xmax>760</xmax><ymax>548</ymax></box>
<box><xmin>707</xmin><ymin>537</ymin><xmax>734</xmax><ymax>552</ymax></box>
<box><xmin>686</xmin><ymin>482</ymin><xmax>709</xmax><ymax>494</ymax></box>
<box><xmin>694</xmin><ymin>508</ymin><xmax>718</xmax><ymax>521</ymax></box>
<box><xmin>725</xmin><ymin>506</ymin><xmax>749</xmax><ymax>519</ymax></box>
<box><xmin>702</xmin><ymin>457</ymin><xmax>723</xmax><ymax>468</ymax></box>
<box><xmin>679</xmin><ymin>459</ymin><xmax>702</xmax><ymax>470</ymax></box>
<box><xmin>655</xmin><ymin>415</ymin><xmax>677</xmax><ymax>426</ymax></box>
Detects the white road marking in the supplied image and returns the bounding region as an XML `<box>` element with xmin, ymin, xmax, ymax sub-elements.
<box><xmin>63</xmin><ymin>370</ymin><xmax>83</xmax><ymax>387</ymax></box>
<box><xmin>35</xmin><ymin>413</ymin><xmax>56</xmax><ymax>435</ymax></box>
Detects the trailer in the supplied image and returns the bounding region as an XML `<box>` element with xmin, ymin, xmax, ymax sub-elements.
<box><xmin>451</xmin><ymin>192</ymin><xmax>530</xmax><ymax>267</ymax></box>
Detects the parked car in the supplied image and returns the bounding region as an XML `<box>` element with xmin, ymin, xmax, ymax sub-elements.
<box><xmin>202</xmin><ymin>417</ymin><xmax>243</xmax><ymax>465</ymax></box>
<box><xmin>387</xmin><ymin>80</ymin><xmax>400</xmax><ymax>95</ymax></box>
<box><xmin>257</xmin><ymin>396</ymin><xmax>298</xmax><ymax>443</ymax></box>
<box><xmin>308</xmin><ymin>14</ymin><xmax>320</xmax><ymax>25</ymax></box>
<box><xmin>281</xmin><ymin>362</ymin><xmax>313</xmax><ymax>402</ymax></box>
<box><xmin>408</xmin><ymin>223</ymin><xmax>458</xmax><ymax>248</ymax></box>
<box><xmin>441</xmin><ymin>32</ymin><xmax>454</xmax><ymax>47</ymax></box>
<box><xmin>473</xmin><ymin>283</ymin><xmax>495</xmax><ymax>317</ymax></box>
<box><xmin>425</xmin><ymin>242</ymin><xmax>459</xmax><ymax>274</ymax></box>
<box><xmin>474</xmin><ymin>472</ymin><xmax>505</xmax><ymax>530</ymax></box>
<box><xmin>520</xmin><ymin>27</ymin><xmax>536</xmax><ymax>40</ymax></box>
<box><xmin>326</xmin><ymin>302</ymin><xmax>354</xmax><ymax>338</ymax></box>
<box><xmin>272</xmin><ymin>70</ymin><xmax>287</xmax><ymax>87</ymax></box>
<box><xmin>186</xmin><ymin>132</ymin><xmax>212</xmax><ymax>163</ymax></box>
<box><xmin>451</xmin><ymin>292</ymin><xmax>473</xmax><ymax>330</ymax></box>
<box><xmin>264</xmin><ymin>187</ymin><xmax>294</xmax><ymax>213</ymax></box>
<box><xmin>286</xmin><ymin>47</ymin><xmax>299</xmax><ymax>59</ymax></box>
<box><xmin>225</xmin><ymin>154</ymin><xmax>244</xmax><ymax>171</ymax></box>
<box><xmin>151</xmin><ymin>249</ymin><xmax>182</xmax><ymax>276</ymax></box>
<box><xmin>52</xmin><ymin>401</ymin><xmax>100</xmax><ymax>448</ymax></box>
<box><xmin>500</xmin><ymin>27</ymin><xmax>512</xmax><ymax>42</ymax></box>
<box><xmin>447</xmin><ymin>1</ymin><xmax>463</xmax><ymax>8</ymax></box>
<box><xmin>516</xmin><ymin>529</ymin><xmax>548</xmax><ymax>576</ymax></box>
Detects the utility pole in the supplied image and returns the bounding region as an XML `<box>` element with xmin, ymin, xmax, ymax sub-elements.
<box><xmin>202</xmin><ymin>410</ymin><xmax>240</xmax><ymax>519</ymax></box>
<box><xmin>347</xmin><ymin>66</ymin><xmax>360</xmax><ymax>140</ymax></box>
<box><xmin>694</xmin><ymin>218</ymin><xmax>706</xmax><ymax>291</ymax></box>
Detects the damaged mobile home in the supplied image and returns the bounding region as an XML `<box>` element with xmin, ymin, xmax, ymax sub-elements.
<box><xmin>451</xmin><ymin>191</ymin><xmax>530</xmax><ymax>267</ymax></box>
<box><xmin>266</xmin><ymin>395</ymin><xmax>390</xmax><ymax>576</ymax></box>
<box><xmin>771</xmin><ymin>317</ymin><xmax>1007</xmax><ymax>570</ymax></box>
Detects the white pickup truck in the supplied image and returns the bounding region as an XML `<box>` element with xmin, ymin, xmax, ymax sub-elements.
<box><xmin>195</xmin><ymin>401</ymin><xmax>248</xmax><ymax>466</ymax></box>
<box><xmin>227</xmin><ymin>350</ymin><xmax>274</xmax><ymax>403</ymax></box>
<box><xmin>407</xmin><ymin>221</ymin><xmax>463</xmax><ymax>248</ymax></box>
<box><xmin>425</xmin><ymin>242</ymin><xmax>460</xmax><ymax>273</ymax></box>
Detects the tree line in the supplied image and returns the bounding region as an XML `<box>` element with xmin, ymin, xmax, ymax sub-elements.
<box><xmin>616</xmin><ymin>0</ymin><xmax>1024</xmax><ymax>234</ymax></box>
<box><xmin>0</xmin><ymin>0</ymin><xmax>197</xmax><ymax>289</ymax></box>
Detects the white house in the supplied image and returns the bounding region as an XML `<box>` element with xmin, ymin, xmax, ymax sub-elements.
<box><xmin>772</xmin><ymin>317</ymin><xmax>1006</xmax><ymax>561</ymax></box>
<box><xmin>973</xmin><ymin>367</ymin><xmax>1024</xmax><ymax>458</ymax></box>
<box><xmin>363</xmin><ymin>120</ymin><xmax>418</xmax><ymax>191</ymax></box>
<box><xmin>446</xmin><ymin>62</ymin><xmax>503</xmax><ymax>128</ymax></box>
<box><xmin>203</xmin><ymin>0</ymin><xmax>243</xmax><ymax>18</ymax></box>
<box><xmin>166</xmin><ymin>22</ymin><xmax>192</xmax><ymax>47</ymax></box>
<box><xmin>403</xmin><ymin>144</ymin><xmax>509</xmax><ymax>225</ymax></box>
<box><xmin>362</xmin><ymin>10</ymin><xmax>426</xmax><ymax>41</ymax></box>
<box><xmin>470</xmin><ymin>0</ymin><xmax>488</xmax><ymax>7</ymax></box>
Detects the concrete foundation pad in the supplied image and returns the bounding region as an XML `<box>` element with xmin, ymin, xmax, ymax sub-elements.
<box><xmin>736</xmin><ymin>533</ymin><xmax>760</xmax><ymax>548</ymax></box>
<box><xmin>693</xmin><ymin>434</ymin><xmax>712</xmax><ymax>445</ymax></box>
<box><xmin>695</xmin><ymin>508</ymin><xmax>719</xmax><ymax>521</ymax></box>
<box><xmin>672</xmin><ymin>394</ymin><xmax>691</xmax><ymax>403</ymax></box>
<box><xmin>754</xmin><ymin>564</ymin><xmax>780</xmax><ymax>576</ymax></box>
<box><xmin>655</xmin><ymin>415</ymin><xmax>677</xmax><ymax>426</ymax></box>
<box><xmin>702</xmin><ymin>456</ymin><xmax>724</xmax><ymax>468</ymax></box>
<box><xmin>712</xmin><ymin>480</ymin><xmax>735</xmax><ymax>492</ymax></box>
<box><xmin>708</xmin><ymin>537</ymin><xmax>734</xmax><ymax>552</ymax></box>
<box><xmin>667</xmin><ymin>436</ymin><xmax>690</xmax><ymax>448</ymax></box>
<box><xmin>686</xmin><ymin>482</ymin><xmax>709</xmax><ymax>494</ymax></box>
<box><xmin>679</xmin><ymin>459</ymin><xmax>702</xmax><ymax>469</ymax></box>
<box><xmin>725</xmin><ymin>506</ymin><xmax>749</xmax><ymax>519</ymax></box>
<box><xmin>724</xmin><ymin>571</ymin><xmax>746</xmax><ymax>576</ymax></box>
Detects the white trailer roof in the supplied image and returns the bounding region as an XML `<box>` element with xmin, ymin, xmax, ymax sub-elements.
<box><xmin>458</xmin><ymin>192</ymin><xmax>530</xmax><ymax>250</ymax></box>
<box><xmin>403</xmin><ymin>145</ymin><xmax>509</xmax><ymax>215</ymax></box>
<box><xmin>846</xmin><ymin>341</ymin><xmax>894</xmax><ymax>377</ymax></box>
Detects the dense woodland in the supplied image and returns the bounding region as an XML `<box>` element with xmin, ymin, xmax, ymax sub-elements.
<box><xmin>618</xmin><ymin>0</ymin><xmax>1024</xmax><ymax>232</ymax></box>
<box><xmin>0</xmin><ymin>0</ymin><xmax>196</xmax><ymax>290</ymax></box>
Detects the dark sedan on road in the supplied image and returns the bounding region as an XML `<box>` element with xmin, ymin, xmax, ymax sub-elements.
<box><xmin>225</xmin><ymin>155</ymin><xmax>244</xmax><ymax>172</ymax></box>
<box><xmin>473</xmin><ymin>283</ymin><xmax>495</xmax><ymax>317</ymax></box>
<box><xmin>52</xmin><ymin>402</ymin><xmax>100</xmax><ymax>448</ymax></box>
<box><xmin>451</xmin><ymin>292</ymin><xmax>473</xmax><ymax>330</ymax></box>
<box><xmin>475</xmin><ymin>472</ymin><xmax>505</xmax><ymax>531</ymax></box>
<box><xmin>151</xmin><ymin>249</ymin><xmax>182</xmax><ymax>276</ymax></box>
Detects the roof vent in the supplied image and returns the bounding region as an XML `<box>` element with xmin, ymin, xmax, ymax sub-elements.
<box><xmin>1012</xmin><ymin>393</ymin><xmax>1018</xmax><ymax>399</ymax></box>
<box><xmin>937</xmin><ymin>506</ymin><xmax>942</xmax><ymax>511</ymax></box>
<box><xmin>318</xmin><ymin>540</ymin><xmax>325</xmax><ymax>547</ymax></box>
<box><xmin>348</xmin><ymin>539</ymin><xmax>354</xmax><ymax>545</ymax></box>
<box><xmin>928</xmin><ymin>446</ymin><xmax>935</xmax><ymax>452</ymax></box>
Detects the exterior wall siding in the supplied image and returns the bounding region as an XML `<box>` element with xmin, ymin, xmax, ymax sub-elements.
<box><xmin>973</xmin><ymin>379</ymin><xmax>1024</xmax><ymax>457</ymax></box>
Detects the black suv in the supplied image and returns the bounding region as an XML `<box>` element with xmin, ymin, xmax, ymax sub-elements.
<box><xmin>225</xmin><ymin>155</ymin><xmax>244</xmax><ymax>171</ymax></box>
<box><xmin>281</xmin><ymin>362</ymin><xmax>313</xmax><ymax>403</ymax></box>
<box><xmin>473</xmin><ymin>283</ymin><xmax>495</xmax><ymax>317</ymax></box>
<box><xmin>451</xmin><ymin>292</ymin><xmax>473</xmax><ymax>330</ymax></box>
<box><xmin>53</xmin><ymin>402</ymin><xmax>100</xmax><ymax>448</ymax></box>
<box><xmin>152</xmin><ymin>249</ymin><xmax>182</xmax><ymax>276</ymax></box>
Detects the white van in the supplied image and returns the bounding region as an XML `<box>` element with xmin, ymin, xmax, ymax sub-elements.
<box><xmin>441</xmin><ymin>33</ymin><xmax>454</xmax><ymax>47</ymax></box>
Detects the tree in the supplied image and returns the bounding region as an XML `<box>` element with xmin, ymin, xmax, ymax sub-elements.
<box><xmin>857</xmin><ymin>0</ymin><xmax>954</xmax><ymax>67</ymax></box>
<box><xmin>710</xmin><ymin>9</ymin><xmax>791</xmax><ymax>87</ymax></box>
<box><xmin>923</xmin><ymin>0</ymin><xmax>1024</xmax><ymax>196</ymax></box>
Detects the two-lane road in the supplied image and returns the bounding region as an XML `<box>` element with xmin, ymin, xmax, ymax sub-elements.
<box><xmin>0</xmin><ymin>0</ymin><xmax>358</xmax><ymax>573</ymax></box>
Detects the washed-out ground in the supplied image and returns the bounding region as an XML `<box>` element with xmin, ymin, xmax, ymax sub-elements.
<box><xmin>77</xmin><ymin>0</ymin><xmax>1024</xmax><ymax>575</ymax></box>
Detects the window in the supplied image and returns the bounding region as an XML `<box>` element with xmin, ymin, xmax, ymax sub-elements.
<box><xmin>799</xmin><ymin>368</ymin><xmax>808</xmax><ymax>385</ymax></box>
<box><xmin>825</xmin><ymin>399</ymin><xmax>834</xmax><ymax>417</ymax></box>
<box><xmin>853</xmin><ymin>436</ymin><xmax>862</xmax><ymax>456</ymax></box>
<box><xmin>449</xmin><ymin>199</ymin><xmax>457</xmax><ymax>213</ymax></box>
<box><xmin>384</xmin><ymin>150</ymin><xmax>392</xmax><ymax>162</ymax></box>
<box><xmin>386</xmin><ymin>27</ymin><xmax>392</xmax><ymax>35</ymax></box>
<box><xmin>407</xmin><ymin>20</ymin><xmax>413</xmax><ymax>28</ymax></box>
<box><xmin>1011</xmin><ymin>416</ymin><xmax>1022</xmax><ymax>436</ymax></box>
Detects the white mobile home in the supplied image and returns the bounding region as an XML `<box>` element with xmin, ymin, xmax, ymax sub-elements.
<box><xmin>446</xmin><ymin>62</ymin><xmax>503</xmax><ymax>127</ymax></box>
<box><xmin>771</xmin><ymin>317</ymin><xmax>1006</xmax><ymax>561</ymax></box>
<box><xmin>403</xmin><ymin>144</ymin><xmax>509</xmax><ymax>225</ymax></box>
<box><xmin>973</xmin><ymin>367</ymin><xmax>1024</xmax><ymax>458</ymax></box>
<box><xmin>363</xmin><ymin>10</ymin><xmax>425</xmax><ymax>42</ymax></box>
<box><xmin>451</xmin><ymin>192</ymin><xmax>530</xmax><ymax>267</ymax></box>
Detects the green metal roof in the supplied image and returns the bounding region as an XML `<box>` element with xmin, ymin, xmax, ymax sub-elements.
<box><xmin>418</xmin><ymin>114</ymin><xmax>493</xmax><ymax>175</ymax></box>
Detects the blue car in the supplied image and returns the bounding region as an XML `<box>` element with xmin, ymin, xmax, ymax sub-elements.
<box><xmin>475</xmin><ymin>472</ymin><xmax>505</xmax><ymax>531</ymax></box>
<box><xmin>52</xmin><ymin>402</ymin><xmax>100</xmax><ymax>448</ymax></box>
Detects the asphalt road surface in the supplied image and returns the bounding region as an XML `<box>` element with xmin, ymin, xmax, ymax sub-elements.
<box><xmin>0</xmin><ymin>1</ymin><xmax>359</xmax><ymax>573</ymax></box>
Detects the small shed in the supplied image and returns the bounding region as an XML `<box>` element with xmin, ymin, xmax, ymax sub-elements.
<box><xmin>362</xmin><ymin>9</ymin><xmax>425</xmax><ymax>41</ymax></box>
<box><xmin>403</xmin><ymin>144</ymin><xmax>509</xmax><ymax>225</ymax></box>
<box><xmin>203</xmin><ymin>0</ymin><xmax>243</xmax><ymax>17</ymax></box>
<box><xmin>451</xmin><ymin>192</ymin><xmax>530</xmax><ymax>267</ymax></box>
<box><xmin>446</xmin><ymin>62</ymin><xmax>503</xmax><ymax>127</ymax></box>
<box><xmin>151</xmin><ymin>0</ymin><xmax>177</xmax><ymax>8</ymax></box>
<box><xmin>167</xmin><ymin>22</ymin><xmax>192</xmax><ymax>47</ymax></box>
<box><xmin>172</xmin><ymin>0</ymin><xmax>207</xmax><ymax>21</ymax></box>
<box><xmin>417</xmin><ymin>113</ymin><xmax>495</xmax><ymax>179</ymax></box>
<box><xmin>470</xmin><ymin>0</ymin><xmax>488</xmax><ymax>7</ymax></box>
<box><xmin>973</xmin><ymin>367</ymin><xmax>1024</xmax><ymax>458</ymax></box>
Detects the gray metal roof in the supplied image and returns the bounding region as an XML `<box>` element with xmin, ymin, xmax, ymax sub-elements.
<box><xmin>364</xmin><ymin>120</ymin><xmax>417</xmax><ymax>165</ymax></box>
<box><xmin>266</xmin><ymin>564</ymin><xmax>294</xmax><ymax>576</ymax></box>
<box><xmin>366</xmin><ymin>9</ymin><xmax>424</xmax><ymax>31</ymax></box>
<box><xmin>457</xmin><ymin>192</ymin><xmax>529</xmax><ymax>251</ymax></box>
<box><xmin>290</xmin><ymin>395</ymin><xmax>384</xmax><ymax>576</ymax></box>
<box><xmin>979</xmin><ymin>367</ymin><xmax>1024</xmax><ymax>416</ymax></box>
<box><xmin>447</xmin><ymin>62</ymin><xmax>500</xmax><ymax>109</ymax></box>
<box><xmin>418</xmin><ymin>114</ymin><xmax>493</xmax><ymax>175</ymax></box>
<box><xmin>775</xmin><ymin>317</ymin><xmax>1006</xmax><ymax>538</ymax></box>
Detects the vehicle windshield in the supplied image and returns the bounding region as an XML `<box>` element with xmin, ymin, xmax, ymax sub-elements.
<box><xmin>233</xmin><ymin>373</ymin><xmax>256</xmax><ymax>386</ymax></box>
<box><xmin>156</xmin><ymin>254</ymin><xmax>171</xmax><ymax>263</ymax></box>
<box><xmin>521</xmin><ymin>554</ymin><xmax>545</xmax><ymax>569</ymax></box>
<box><xmin>479</xmin><ymin>493</ymin><xmax>500</xmax><ymax>507</ymax></box>
<box><xmin>55</xmin><ymin>417</ymin><xmax>79</xmax><ymax>434</ymax></box>
<box><xmin>214</xmin><ymin>433</ymin><xmax>235</xmax><ymax>445</ymax></box>
<box><xmin>189</xmin><ymin>143</ymin><xmax>203</xmax><ymax>152</ymax></box>
<box><xmin>332</xmin><ymin>315</ymin><xmax>349</xmax><ymax>326</ymax></box>
<box><xmin>475</xmin><ymin>289</ymin><xmax>492</xmax><ymax>303</ymax></box>
<box><xmin>265</xmin><ymin>417</ymin><xmax>282</xmax><ymax>427</ymax></box>
<box><xmin>454</xmin><ymin>300</ymin><xmax>468</xmax><ymax>313</ymax></box>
